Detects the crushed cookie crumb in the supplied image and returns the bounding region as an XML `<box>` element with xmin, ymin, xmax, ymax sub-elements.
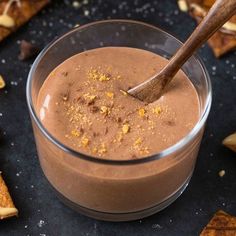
<box><xmin>0</xmin><ymin>75</ymin><xmax>6</xmax><ymax>89</ymax></box>
<box><xmin>134</xmin><ymin>137</ymin><xmax>142</xmax><ymax>146</ymax></box>
<box><xmin>99</xmin><ymin>74</ymin><xmax>110</xmax><ymax>81</ymax></box>
<box><xmin>71</xmin><ymin>130</ymin><xmax>80</xmax><ymax>137</ymax></box>
<box><xmin>98</xmin><ymin>143</ymin><xmax>107</xmax><ymax>154</ymax></box>
<box><xmin>152</xmin><ymin>106</ymin><xmax>162</xmax><ymax>115</ymax></box>
<box><xmin>140</xmin><ymin>147</ymin><xmax>150</xmax><ymax>155</ymax></box>
<box><xmin>84</xmin><ymin>94</ymin><xmax>96</xmax><ymax>100</ymax></box>
<box><xmin>138</xmin><ymin>108</ymin><xmax>146</xmax><ymax>117</ymax></box>
<box><xmin>100</xmin><ymin>106</ymin><xmax>110</xmax><ymax>115</ymax></box>
<box><xmin>219</xmin><ymin>170</ymin><xmax>225</xmax><ymax>177</ymax></box>
<box><xmin>88</xmin><ymin>69</ymin><xmax>98</xmax><ymax>80</ymax></box>
<box><xmin>81</xmin><ymin>137</ymin><xmax>90</xmax><ymax>147</ymax></box>
<box><xmin>106</xmin><ymin>91</ymin><xmax>114</xmax><ymax>99</ymax></box>
<box><xmin>88</xmin><ymin>69</ymin><xmax>111</xmax><ymax>81</ymax></box>
<box><xmin>122</xmin><ymin>124</ymin><xmax>130</xmax><ymax>134</ymax></box>
<box><xmin>83</xmin><ymin>93</ymin><xmax>96</xmax><ymax>105</ymax></box>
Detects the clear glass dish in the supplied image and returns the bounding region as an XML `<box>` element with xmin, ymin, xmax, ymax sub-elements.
<box><xmin>26</xmin><ymin>20</ymin><xmax>212</xmax><ymax>221</ymax></box>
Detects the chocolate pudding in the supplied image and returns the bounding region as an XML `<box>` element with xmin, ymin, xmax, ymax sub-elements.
<box><xmin>37</xmin><ymin>47</ymin><xmax>199</xmax><ymax>159</ymax></box>
<box><xmin>34</xmin><ymin>47</ymin><xmax>202</xmax><ymax>219</ymax></box>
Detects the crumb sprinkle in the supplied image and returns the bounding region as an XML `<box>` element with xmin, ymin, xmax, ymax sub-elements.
<box><xmin>122</xmin><ymin>124</ymin><xmax>130</xmax><ymax>134</ymax></box>
<box><xmin>219</xmin><ymin>170</ymin><xmax>225</xmax><ymax>177</ymax></box>
<box><xmin>81</xmin><ymin>137</ymin><xmax>89</xmax><ymax>147</ymax></box>
<box><xmin>152</xmin><ymin>106</ymin><xmax>162</xmax><ymax>115</ymax></box>
<box><xmin>88</xmin><ymin>69</ymin><xmax>111</xmax><ymax>81</ymax></box>
<box><xmin>106</xmin><ymin>91</ymin><xmax>114</xmax><ymax>98</ymax></box>
<box><xmin>134</xmin><ymin>137</ymin><xmax>142</xmax><ymax>146</ymax></box>
<box><xmin>100</xmin><ymin>106</ymin><xmax>110</xmax><ymax>115</ymax></box>
<box><xmin>138</xmin><ymin>108</ymin><xmax>146</xmax><ymax>117</ymax></box>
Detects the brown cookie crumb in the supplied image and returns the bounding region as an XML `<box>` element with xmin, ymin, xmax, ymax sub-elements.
<box><xmin>117</xmin><ymin>117</ymin><xmax>122</xmax><ymax>123</ymax></box>
<box><xmin>164</xmin><ymin>120</ymin><xmax>176</xmax><ymax>126</ymax></box>
<box><xmin>62</xmin><ymin>71</ymin><xmax>68</xmax><ymax>77</ymax></box>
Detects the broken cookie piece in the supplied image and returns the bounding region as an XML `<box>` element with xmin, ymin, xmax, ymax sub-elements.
<box><xmin>0</xmin><ymin>173</ymin><xmax>18</xmax><ymax>220</ymax></box>
<box><xmin>200</xmin><ymin>210</ymin><xmax>236</xmax><ymax>235</ymax></box>
<box><xmin>0</xmin><ymin>0</ymin><xmax>50</xmax><ymax>43</ymax></box>
<box><xmin>177</xmin><ymin>0</ymin><xmax>236</xmax><ymax>57</ymax></box>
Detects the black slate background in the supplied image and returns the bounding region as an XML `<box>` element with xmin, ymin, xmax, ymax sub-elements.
<box><xmin>0</xmin><ymin>0</ymin><xmax>236</xmax><ymax>235</ymax></box>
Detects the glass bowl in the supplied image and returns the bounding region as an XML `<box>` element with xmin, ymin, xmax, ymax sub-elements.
<box><xmin>26</xmin><ymin>20</ymin><xmax>212</xmax><ymax>221</ymax></box>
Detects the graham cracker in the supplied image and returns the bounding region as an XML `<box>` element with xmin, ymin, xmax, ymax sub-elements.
<box><xmin>0</xmin><ymin>172</ymin><xmax>18</xmax><ymax>220</ymax></box>
<box><xmin>200</xmin><ymin>210</ymin><xmax>236</xmax><ymax>236</ymax></box>
<box><xmin>178</xmin><ymin>0</ymin><xmax>236</xmax><ymax>57</ymax></box>
<box><xmin>0</xmin><ymin>0</ymin><xmax>50</xmax><ymax>43</ymax></box>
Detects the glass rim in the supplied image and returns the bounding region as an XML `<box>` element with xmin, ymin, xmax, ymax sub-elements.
<box><xmin>26</xmin><ymin>19</ymin><xmax>212</xmax><ymax>165</ymax></box>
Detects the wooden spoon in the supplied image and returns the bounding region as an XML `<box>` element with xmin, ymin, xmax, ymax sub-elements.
<box><xmin>128</xmin><ymin>0</ymin><xmax>236</xmax><ymax>103</ymax></box>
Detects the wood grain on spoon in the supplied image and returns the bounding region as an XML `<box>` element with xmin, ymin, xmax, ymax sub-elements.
<box><xmin>128</xmin><ymin>0</ymin><xmax>236</xmax><ymax>103</ymax></box>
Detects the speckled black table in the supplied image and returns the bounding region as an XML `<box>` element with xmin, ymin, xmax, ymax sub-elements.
<box><xmin>0</xmin><ymin>0</ymin><xmax>236</xmax><ymax>235</ymax></box>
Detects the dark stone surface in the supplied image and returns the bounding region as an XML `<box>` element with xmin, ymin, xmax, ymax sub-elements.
<box><xmin>0</xmin><ymin>0</ymin><xmax>235</xmax><ymax>235</ymax></box>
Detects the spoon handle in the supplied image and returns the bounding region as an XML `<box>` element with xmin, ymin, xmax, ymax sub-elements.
<box><xmin>162</xmin><ymin>0</ymin><xmax>236</xmax><ymax>78</ymax></box>
<box><xmin>128</xmin><ymin>0</ymin><xmax>236</xmax><ymax>103</ymax></box>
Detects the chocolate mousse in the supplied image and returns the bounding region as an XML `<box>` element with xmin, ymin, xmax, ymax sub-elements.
<box><xmin>34</xmin><ymin>47</ymin><xmax>201</xmax><ymax>218</ymax></box>
<box><xmin>37</xmin><ymin>47</ymin><xmax>199</xmax><ymax>160</ymax></box>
